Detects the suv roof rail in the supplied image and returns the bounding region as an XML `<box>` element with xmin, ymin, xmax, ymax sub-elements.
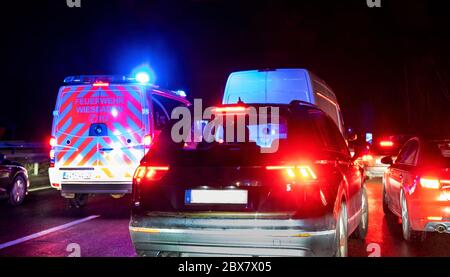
<box><xmin>289</xmin><ymin>100</ymin><xmax>319</xmax><ymax>108</ymax></box>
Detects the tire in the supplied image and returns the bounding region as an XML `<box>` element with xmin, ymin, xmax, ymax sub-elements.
<box><xmin>335</xmin><ymin>201</ymin><xmax>348</xmax><ymax>257</ymax></box>
<box><xmin>400</xmin><ymin>190</ymin><xmax>425</xmax><ymax>242</ymax></box>
<box><xmin>382</xmin><ymin>182</ymin><xmax>394</xmax><ymax>217</ymax></box>
<box><xmin>352</xmin><ymin>186</ymin><xmax>369</xmax><ymax>240</ymax></box>
<box><xmin>68</xmin><ymin>194</ymin><xmax>89</xmax><ymax>208</ymax></box>
<box><xmin>8</xmin><ymin>175</ymin><xmax>27</xmax><ymax>206</ymax></box>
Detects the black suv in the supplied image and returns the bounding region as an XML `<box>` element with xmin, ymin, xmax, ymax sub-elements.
<box><xmin>129</xmin><ymin>102</ymin><xmax>367</xmax><ymax>257</ymax></box>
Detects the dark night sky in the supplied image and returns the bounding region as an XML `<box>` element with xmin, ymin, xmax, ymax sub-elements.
<box><xmin>0</xmin><ymin>0</ymin><xmax>449</xmax><ymax>142</ymax></box>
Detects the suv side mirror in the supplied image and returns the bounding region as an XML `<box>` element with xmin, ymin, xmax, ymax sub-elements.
<box><xmin>346</xmin><ymin>128</ymin><xmax>358</xmax><ymax>142</ymax></box>
<box><xmin>381</xmin><ymin>156</ymin><xmax>393</xmax><ymax>165</ymax></box>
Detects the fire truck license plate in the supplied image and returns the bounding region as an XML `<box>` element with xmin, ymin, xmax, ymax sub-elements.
<box><xmin>62</xmin><ymin>171</ymin><xmax>93</xmax><ymax>180</ymax></box>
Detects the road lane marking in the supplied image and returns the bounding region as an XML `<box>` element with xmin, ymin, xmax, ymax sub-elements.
<box><xmin>28</xmin><ymin>186</ymin><xmax>52</xmax><ymax>192</ymax></box>
<box><xmin>0</xmin><ymin>215</ymin><xmax>100</xmax><ymax>250</ymax></box>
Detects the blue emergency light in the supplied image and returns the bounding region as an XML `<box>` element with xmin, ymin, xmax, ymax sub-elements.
<box><xmin>175</xmin><ymin>90</ymin><xmax>187</xmax><ymax>97</ymax></box>
<box><xmin>63</xmin><ymin>75</ymin><xmax>133</xmax><ymax>84</ymax></box>
<box><xmin>135</xmin><ymin>72</ymin><xmax>150</xmax><ymax>84</ymax></box>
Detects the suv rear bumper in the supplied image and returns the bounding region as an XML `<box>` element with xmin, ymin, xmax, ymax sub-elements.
<box><xmin>129</xmin><ymin>212</ymin><xmax>337</xmax><ymax>257</ymax></box>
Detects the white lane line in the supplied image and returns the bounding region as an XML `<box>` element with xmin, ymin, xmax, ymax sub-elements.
<box><xmin>28</xmin><ymin>186</ymin><xmax>52</xmax><ymax>192</ymax></box>
<box><xmin>0</xmin><ymin>215</ymin><xmax>100</xmax><ymax>250</ymax></box>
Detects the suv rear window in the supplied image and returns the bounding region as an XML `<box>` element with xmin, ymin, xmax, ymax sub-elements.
<box><xmin>146</xmin><ymin>106</ymin><xmax>348</xmax><ymax>166</ymax></box>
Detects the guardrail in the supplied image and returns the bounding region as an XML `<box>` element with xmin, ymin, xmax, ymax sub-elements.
<box><xmin>0</xmin><ymin>141</ymin><xmax>49</xmax><ymax>176</ymax></box>
<box><xmin>0</xmin><ymin>141</ymin><xmax>46</xmax><ymax>150</ymax></box>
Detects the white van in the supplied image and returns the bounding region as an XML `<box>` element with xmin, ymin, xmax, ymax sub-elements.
<box><xmin>222</xmin><ymin>68</ymin><xmax>346</xmax><ymax>135</ymax></box>
<box><xmin>48</xmin><ymin>74</ymin><xmax>190</xmax><ymax>207</ymax></box>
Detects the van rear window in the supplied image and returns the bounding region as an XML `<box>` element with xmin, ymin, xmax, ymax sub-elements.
<box><xmin>145</xmin><ymin>107</ymin><xmax>327</xmax><ymax>167</ymax></box>
<box><xmin>224</xmin><ymin>70</ymin><xmax>310</xmax><ymax>104</ymax></box>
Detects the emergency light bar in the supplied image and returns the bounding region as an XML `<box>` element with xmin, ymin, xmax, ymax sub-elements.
<box><xmin>63</xmin><ymin>74</ymin><xmax>158</xmax><ymax>86</ymax></box>
<box><xmin>63</xmin><ymin>74</ymin><xmax>188</xmax><ymax>98</ymax></box>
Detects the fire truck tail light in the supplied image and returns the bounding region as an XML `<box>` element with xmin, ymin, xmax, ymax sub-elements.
<box><xmin>49</xmin><ymin>137</ymin><xmax>56</xmax><ymax>147</ymax></box>
<box><xmin>93</xmin><ymin>81</ymin><xmax>109</xmax><ymax>87</ymax></box>
<box><xmin>51</xmin><ymin>183</ymin><xmax>60</xmax><ymax>189</ymax></box>
<box><xmin>143</xmin><ymin>135</ymin><xmax>153</xmax><ymax>147</ymax></box>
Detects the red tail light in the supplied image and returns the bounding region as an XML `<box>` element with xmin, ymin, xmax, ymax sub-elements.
<box><xmin>420</xmin><ymin>178</ymin><xmax>441</xmax><ymax>189</ymax></box>
<box><xmin>93</xmin><ymin>81</ymin><xmax>109</xmax><ymax>87</ymax></box>
<box><xmin>51</xmin><ymin>183</ymin><xmax>60</xmax><ymax>189</ymax></box>
<box><xmin>143</xmin><ymin>134</ymin><xmax>153</xmax><ymax>147</ymax></box>
<box><xmin>49</xmin><ymin>137</ymin><xmax>56</xmax><ymax>167</ymax></box>
<box><xmin>49</xmin><ymin>137</ymin><xmax>56</xmax><ymax>147</ymax></box>
<box><xmin>362</xmin><ymin>154</ymin><xmax>373</xmax><ymax>162</ymax></box>
<box><xmin>133</xmin><ymin>166</ymin><xmax>169</xmax><ymax>184</ymax></box>
<box><xmin>379</xmin><ymin>141</ymin><xmax>394</xmax><ymax>147</ymax></box>
<box><xmin>266</xmin><ymin>165</ymin><xmax>317</xmax><ymax>181</ymax></box>
<box><xmin>212</xmin><ymin>106</ymin><xmax>247</xmax><ymax>114</ymax></box>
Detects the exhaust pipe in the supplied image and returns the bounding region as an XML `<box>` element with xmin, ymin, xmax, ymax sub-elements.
<box><xmin>435</xmin><ymin>224</ymin><xmax>447</xmax><ymax>233</ymax></box>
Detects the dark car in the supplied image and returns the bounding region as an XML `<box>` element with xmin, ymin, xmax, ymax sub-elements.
<box><xmin>129</xmin><ymin>102</ymin><xmax>368</xmax><ymax>257</ymax></box>
<box><xmin>382</xmin><ymin>137</ymin><xmax>450</xmax><ymax>241</ymax></box>
<box><xmin>0</xmin><ymin>153</ymin><xmax>29</xmax><ymax>206</ymax></box>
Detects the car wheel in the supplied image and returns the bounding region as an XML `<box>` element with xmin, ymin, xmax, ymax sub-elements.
<box><xmin>400</xmin><ymin>190</ymin><xmax>425</xmax><ymax>242</ymax></box>
<box><xmin>8</xmin><ymin>175</ymin><xmax>27</xmax><ymax>206</ymax></box>
<box><xmin>382</xmin><ymin>182</ymin><xmax>395</xmax><ymax>217</ymax></box>
<box><xmin>335</xmin><ymin>201</ymin><xmax>348</xmax><ymax>257</ymax></box>
<box><xmin>68</xmin><ymin>194</ymin><xmax>89</xmax><ymax>208</ymax></box>
<box><xmin>351</xmin><ymin>186</ymin><xmax>369</xmax><ymax>240</ymax></box>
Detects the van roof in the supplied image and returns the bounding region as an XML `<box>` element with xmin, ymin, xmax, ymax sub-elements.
<box><xmin>223</xmin><ymin>68</ymin><xmax>338</xmax><ymax>104</ymax></box>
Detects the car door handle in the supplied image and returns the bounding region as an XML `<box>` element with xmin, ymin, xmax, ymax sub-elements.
<box><xmin>99</xmin><ymin>148</ymin><xmax>114</xmax><ymax>152</ymax></box>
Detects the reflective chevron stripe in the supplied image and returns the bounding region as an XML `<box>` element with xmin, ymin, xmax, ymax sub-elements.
<box><xmin>53</xmin><ymin>84</ymin><xmax>146</xmax><ymax>180</ymax></box>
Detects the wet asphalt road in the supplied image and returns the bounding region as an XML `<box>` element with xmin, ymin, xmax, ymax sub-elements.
<box><xmin>1</xmin><ymin>178</ymin><xmax>450</xmax><ymax>257</ymax></box>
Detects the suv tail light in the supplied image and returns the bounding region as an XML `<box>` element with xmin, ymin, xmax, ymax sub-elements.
<box><xmin>266</xmin><ymin>165</ymin><xmax>317</xmax><ymax>181</ymax></box>
<box><xmin>133</xmin><ymin>166</ymin><xmax>169</xmax><ymax>185</ymax></box>
<box><xmin>212</xmin><ymin>106</ymin><xmax>247</xmax><ymax>114</ymax></box>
